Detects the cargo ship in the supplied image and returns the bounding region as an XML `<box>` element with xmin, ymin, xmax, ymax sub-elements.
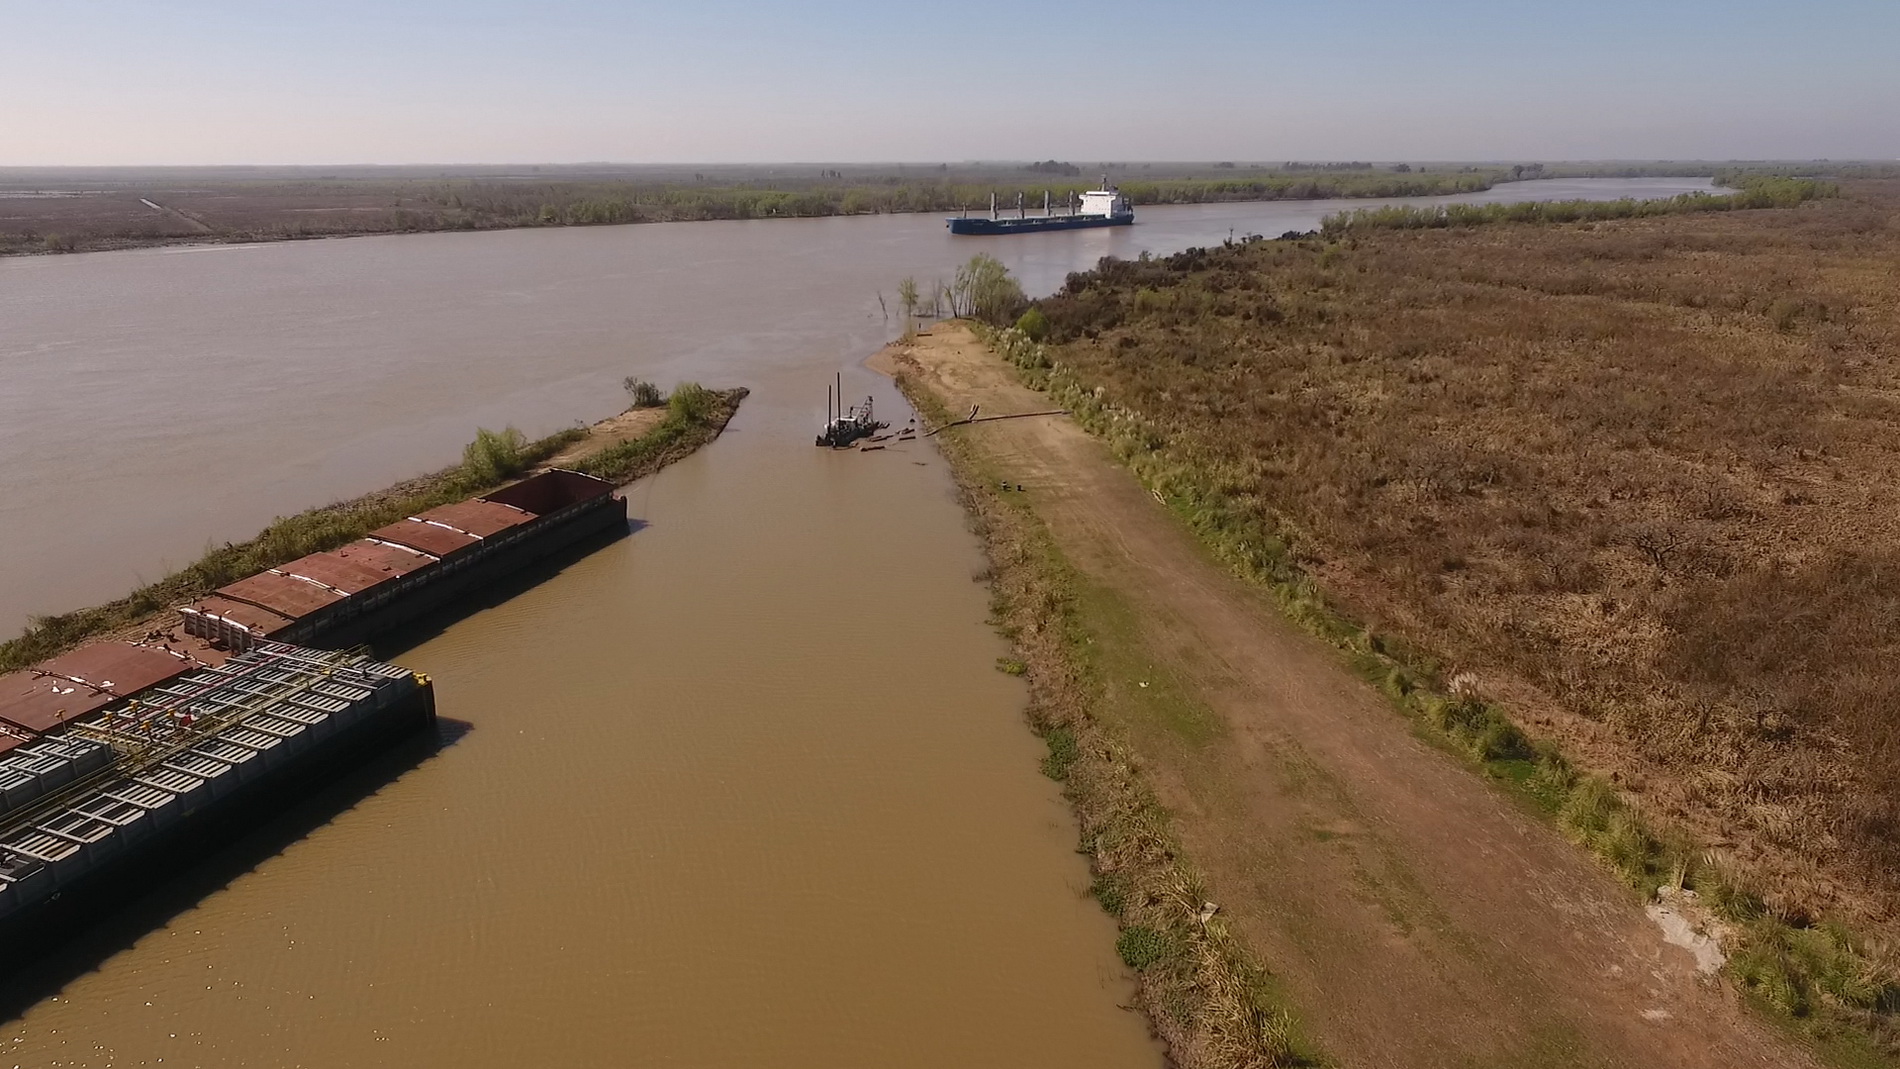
<box><xmin>0</xmin><ymin>468</ymin><xmax>628</xmax><ymax>957</ymax></box>
<box><xmin>947</xmin><ymin>178</ymin><xmax>1134</xmax><ymax>235</ymax></box>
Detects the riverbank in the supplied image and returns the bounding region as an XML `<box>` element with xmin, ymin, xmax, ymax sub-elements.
<box><xmin>0</xmin><ymin>168</ymin><xmax>1527</xmax><ymax>257</ymax></box>
<box><xmin>1021</xmin><ymin>181</ymin><xmax>1900</xmax><ymax>1059</ymax></box>
<box><xmin>877</xmin><ymin>346</ymin><xmax>1315</xmax><ymax>1069</ymax></box>
<box><xmin>0</xmin><ymin>385</ymin><xmax>745</xmax><ymax>673</ymax></box>
<box><xmin>881</xmin><ymin>323</ymin><xmax>1822</xmax><ymax>1068</ymax></box>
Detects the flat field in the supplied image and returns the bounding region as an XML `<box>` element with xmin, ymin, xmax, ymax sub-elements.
<box><xmin>1029</xmin><ymin>182</ymin><xmax>1900</xmax><ymax>942</ymax></box>
<box><xmin>889</xmin><ymin>324</ymin><xmax>1821</xmax><ymax>1068</ymax></box>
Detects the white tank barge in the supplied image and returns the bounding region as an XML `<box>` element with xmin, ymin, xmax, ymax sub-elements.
<box><xmin>0</xmin><ymin>642</ymin><xmax>435</xmax><ymax>957</ymax></box>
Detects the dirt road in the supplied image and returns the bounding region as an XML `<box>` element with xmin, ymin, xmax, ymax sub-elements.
<box><xmin>879</xmin><ymin>323</ymin><xmax>1817</xmax><ymax>1069</ymax></box>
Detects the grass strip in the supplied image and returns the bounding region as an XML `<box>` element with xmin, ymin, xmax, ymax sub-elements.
<box><xmin>1</xmin><ymin>385</ymin><xmax>746</xmax><ymax>674</ymax></box>
<box><xmin>1319</xmin><ymin>176</ymin><xmax>1835</xmax><ymax>235</ymax></box>
<box><xmin>571</xmin><ymin>385</ymin><xmax>746</xmax><ymax>483</ymax></box>
<box><xmin>893</xmin><ymin>364</ymin><xmax>1323</xmax><ymax>1069</ymax></box>
<box><xmin>980</xmin><ymin>322</ymin><xmax>1898</xmax><ymax>1066</ymax></box>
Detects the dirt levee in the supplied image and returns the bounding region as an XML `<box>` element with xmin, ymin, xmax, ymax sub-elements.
<box><xmin>886</xmin><ymin>322</ymin><xmax>1818</xmax><ymax>1069</ymax></box>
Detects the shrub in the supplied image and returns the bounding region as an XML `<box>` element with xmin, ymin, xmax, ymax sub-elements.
<box><xmin>623</xmin><ymin>377</ymin><xmax>664</xmax><ymax>407</ymax></box>
<box><xmin>950</xmin><ymin>253</ymin><xmax>1029</xmax><ymax>325</ymax></box>
<box><xmin>1014</xmin><ymin>307</ymin><xmax>1050</xmax><ymax>341</ymax></box>
<box><xmin>461</xmin><ymin>426</ymin><xmax>527</xmax><ymax>484</ymax></box>
<box><xmin>667</xmin><ymin>382</ymin><xmax>716</xmax><ymax>422</ymax></box>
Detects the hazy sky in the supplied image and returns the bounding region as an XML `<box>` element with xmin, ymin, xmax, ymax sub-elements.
<box><xmin>3</xmin><ymin>0</ymin><xmax>1894</xmax><ymax>165</ymax></box>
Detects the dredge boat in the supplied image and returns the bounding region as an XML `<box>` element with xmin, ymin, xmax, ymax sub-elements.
<box><xmin>948</xmin><ymin>177</ymin><xmax>1134</xmax><ymax>235</ymax></box>
<box><xmin>817</xmin><ymin>373</ymin><xmax>887</xmax><ymax>448</ymax></box>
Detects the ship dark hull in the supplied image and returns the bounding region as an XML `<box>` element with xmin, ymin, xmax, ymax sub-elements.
<box><xmin>947</xmin><ymin>214</ymin><xmax>1133</xmax><ymax>235</ymax></box>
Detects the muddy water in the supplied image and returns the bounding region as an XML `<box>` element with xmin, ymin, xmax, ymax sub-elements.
<box><xmin>0</xmin><ymin>178</ymin><xmax>1720</xmax><ymax>1066</ymax></box>
<box><xmin>6</xmin><ymin>400</ymin><xmax>1163</xmax><ymax>1067</ymax></box>
<box><xmin>0</xmin><ymin>177</ymin><xmax>1721</xmax><ymax>630</ymax></box>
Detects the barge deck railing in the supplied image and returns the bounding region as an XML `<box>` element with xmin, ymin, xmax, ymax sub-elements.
<box><xmin>0</xmin><ymin>644</ymin><xmax>409</xmax><ymax>874</ymax></box>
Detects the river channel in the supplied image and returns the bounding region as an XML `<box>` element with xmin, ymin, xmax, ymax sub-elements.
<box><xmin>0</xmin><ymin>178</ymin><xmax>1718</xmax><ymax>1066</ymax></box>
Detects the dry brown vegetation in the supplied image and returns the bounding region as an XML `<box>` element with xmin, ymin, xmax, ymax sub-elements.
<box><xmin>1030</xmin><ymin>183</ymin><xmax>1900</xmax><ymax>988</ymax></box>
<box><xmin>0</xmin><ymin>163</ymin><xmax>1512</xmax><ymax>256</ymax></box>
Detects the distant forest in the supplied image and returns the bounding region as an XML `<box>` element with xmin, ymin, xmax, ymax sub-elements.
<box><xmin>2</xmin><ymin>160</ymin><xmax>1890</xmax><ymax>256</ymax></box>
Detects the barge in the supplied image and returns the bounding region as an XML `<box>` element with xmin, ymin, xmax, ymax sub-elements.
<box><xmin>0</xmin><ymin>467</ymin><xmax>628</xmax><ymax>959</ymax></box>
<box><xmin>182</xmin><ymin>469</ymin><xmax>627</xmax><ymax>651</ymax></box>
<box><xmin>0</xmin><ymin>641</ymin><xmax>434</xmax><ymax>954</ymax></box>
<box><xmin>947</xmin><ymin>179</ymin><xmax>1134</xmax><ymax>235</ymax></box>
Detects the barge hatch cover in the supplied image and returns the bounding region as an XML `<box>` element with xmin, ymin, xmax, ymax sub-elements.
<box><xmin>368</xmin><ymin>518</ymin><xmax>481</xmax><ymax>558</ymax></box>
<box><xmin>216</xmin><ymin>570</ymin><xmax>348</xmax><ymax>620</ymax></box>
<box><xmin>332</xmin><ymin>539</ymin><xmax>437</xmax><ymax>577</ymax></box>
<box><xmin>415</xmin><ymin>500</ymin><xmax>532</xmax><ymax>538</ymax></box>
<box><xmin>276</xmin><ymin>553</ymin><xmax>401</xmax><ymax>597</ymax></box>
<box><xmin>183</xmin><ymin>595</ymin><xmax>297</xmax><ymax>636</ymax></box>
<box><xmin>36</xmin><ymin>643</ymin><xmax>202</xmax><ymax>696</ymax></box>
<box><xmin>0</xmin><ymin>642</ymin><xmax>203</xmax><ymax>735</ymax></box>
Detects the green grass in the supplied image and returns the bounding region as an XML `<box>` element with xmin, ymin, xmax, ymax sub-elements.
<box><xmin>1116</xmin><ymin>925</ymin><xmax>1176</xmax><ymax>970</ymax></box>
<box><xmin>1039</xmin><ymin>726</ymin><xmax>1081</xmax><ymax>781</ymax></box>
<box><xmin>571</xmin><ymin>384</ymin><xmax>747</xmax><ymax>483</ymax></box>
<box><xmin>1319</xmin><ymin>176</ymin><xmax>1837</xmax><ymax>235</ymax></box>
<box><xmin>1072</xmin><ymin>581</ymin><xmax>1224</xmax><ymax>746</ymax></box>
<box><xmin>894</xmin><ymin>365</ymin><xmax>1324</xmax><ymax>1068</ymax></box>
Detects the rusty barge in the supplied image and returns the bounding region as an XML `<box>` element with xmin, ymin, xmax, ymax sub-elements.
<box><xmin>180</xmin><ymin>469</ymin><xmax>626</xmax><ymax>651</ymax></box>
<box><xmin>0</xmin><ymin>468</ymin><xmax>627</xmax><ymax>957</ymax></box>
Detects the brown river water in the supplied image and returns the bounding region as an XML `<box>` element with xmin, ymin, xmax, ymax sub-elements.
<box><xmin>0</xmin><ymin>179</ymin><xmax>1717</xmax><ymax>1067</ymax></box>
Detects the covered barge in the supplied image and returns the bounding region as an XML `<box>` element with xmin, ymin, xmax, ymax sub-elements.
<box><xmin>0</xmin><ymin>640</ymin><xmax>434</xmax><ymax>953</ymax></box>
<box><xmin>0</xmin><ymin>468</ymin><xmax>628</xmax><ymax>958</ymax></box>
<box><xmin>181</xmin><ymin>469</ymin><xmax>627</xmax><ymax>651</ymax></box>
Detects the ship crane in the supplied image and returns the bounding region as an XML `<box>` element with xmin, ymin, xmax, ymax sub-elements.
<box><xmin>948</xmin><ymin>174</ymin><xmax>1133</xmax><ymax>235</ymax></box>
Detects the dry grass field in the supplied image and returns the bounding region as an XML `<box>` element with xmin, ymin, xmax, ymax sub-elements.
<box><xmin>1031</xmin><ymin>184</ymin><xmax>1900</xmax><ymax>951</ymax></box>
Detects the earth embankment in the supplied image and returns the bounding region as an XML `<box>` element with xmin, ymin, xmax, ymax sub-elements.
<box><xmin>881</xmin><ymin>323</ymin><xmax>1819</xmax><ymax>1069</ymax></box>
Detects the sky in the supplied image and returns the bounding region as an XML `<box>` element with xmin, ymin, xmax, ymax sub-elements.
<box><xmin>2</xmin><ymin>0</ymin><xmax>1895</xmax><ymax>165</ymax></box>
